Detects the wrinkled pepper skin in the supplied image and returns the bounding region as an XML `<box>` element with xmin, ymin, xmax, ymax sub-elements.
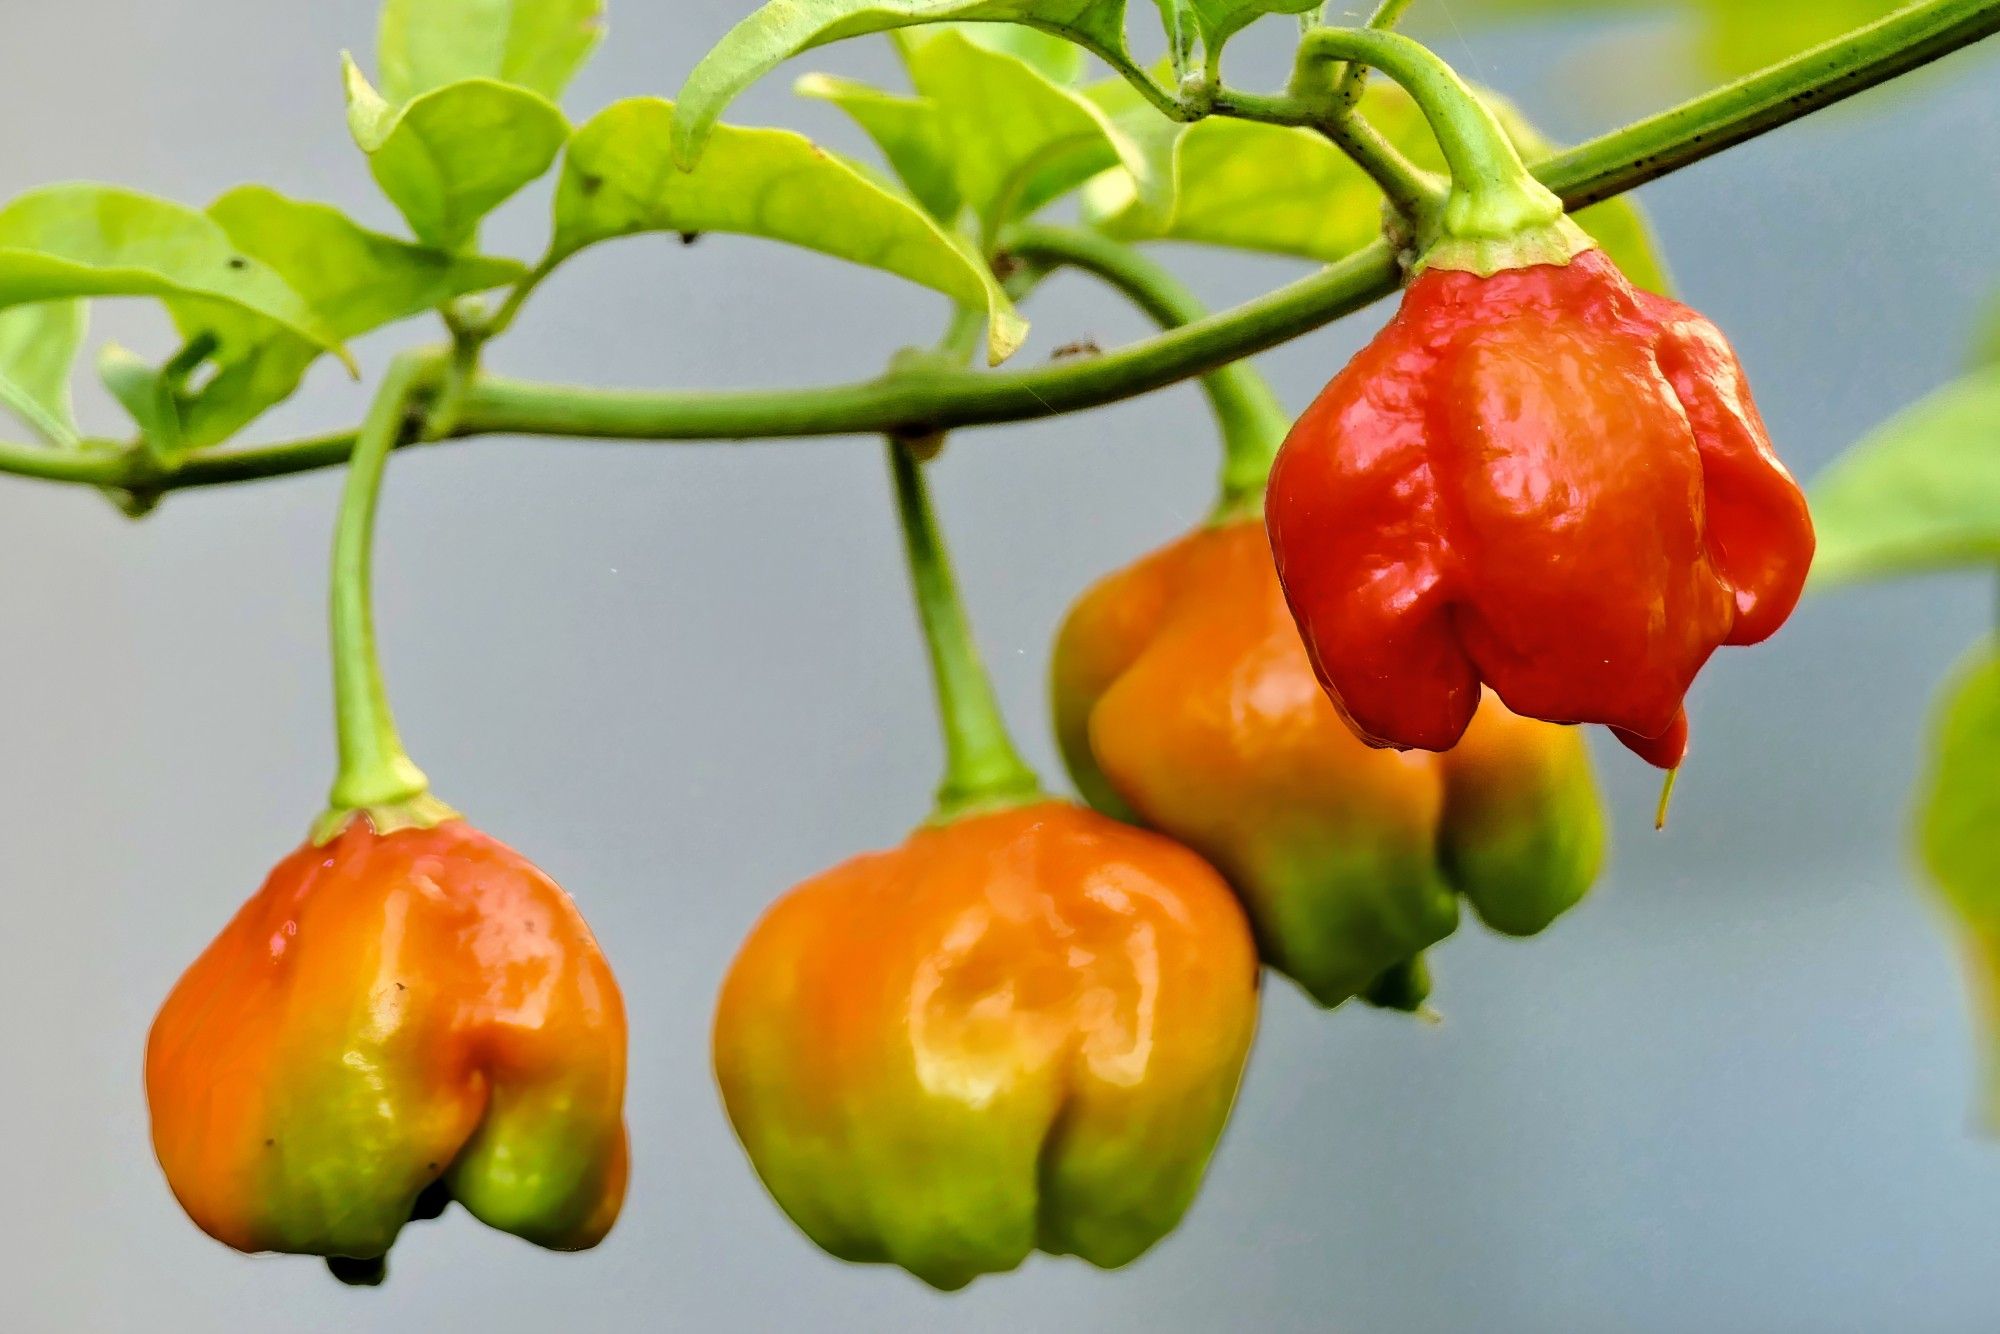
<box><xmin>1266</xmin><ymin>248</ymin><xmax>1815</xmax><ymax>769</ymax></box>
<box><xmin>713</xmin><ymin>801</ymin><xmax>1259</xmax><ymax>1291</ymax></box>
<box><xmin>147</xmin><ymin>818</ymin><xmax>628</xmax><ymax>1271</ymax></box>
<box><xmin>1053</xmin><ymin>520</ymin><xmax>1603</xmax><ymax>1008</ymax></box>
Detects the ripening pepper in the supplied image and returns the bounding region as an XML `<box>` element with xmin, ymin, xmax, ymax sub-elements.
<box><xmin>714</xmin><ymin>800</ymin><xmax>1259</xmax><ymax>1291</ymax></box>
<box><xmin>1266</xmin><ymin>246</ymin><xmax>1815</xmax><ymax>769</ymax></box>
<box><xmin>1053</xmin><ymin>519</ymin><xmax>1603</xmax><ymax>1009</ymax></box>
<box><xmin>147</xmin><ymin>817</ymin><xmax>628</xmax><ymax>1284</ymax></box>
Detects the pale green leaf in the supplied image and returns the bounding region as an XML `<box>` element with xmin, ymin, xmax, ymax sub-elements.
<box><xmin>379</xmin><ymin>0</ymin><xmax>606</xmax><ymax>103</ymax></box>
<box><xmin>99</xmin><ymin>342</ymin><xmax>183</xmax><ymax>450</ymax></box>
<box><xmin>168</xmin><ymin>187</ymin><xmax>525</xmax><ymax>448</ymax></box>
<box><xmin>344</xmin><ymin>55</ymin><xmax>571</xmax><ymax>250</ymax></box>
<box><xmin>903</xmin><ymin>30</ymin><xmax>1158</xmax><ymax>243</ymax></box>
<box><xmin>932</xmin><ymin>21</ymin><xmax>1087</xmax><ymax>82</ymax></box>
<box><xmin>0</xmin><ymin>184</ymin><xmax>350</xmax><ymax>365</ymax></box>
<box><xmin>0</xmin><ymin>301</ymin><xmax>85</xmax><ymax>446</ymax></box>
<box><xmin>552</xmin><ymin>98</ymin><xmax>1027</xmax><ymax>364</ymax></box>
<box><xmin>1810</xmin><ymin>371</ymin><xmax>2000</xmax><ymax>587</ymax></box>
<box><xmin>673</xmin><ymin>0</ymin><xmax>1143</xmax><ymax>167</ymax></box>
<box><xmin>795</xmin><ymin>74</ymin><xmax>963</xmax><ymax>221</ymax></box>
<box><xmin>1971</xmin><ymin>289</ymin><xmax>2000</xmax><ymax>371</ymax></box>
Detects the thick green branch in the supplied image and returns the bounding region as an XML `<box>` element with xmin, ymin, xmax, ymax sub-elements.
<box><xmin>14</xmin><ymin>0</ymin><xmax>2000</xmax><ymax>494</ymax></box>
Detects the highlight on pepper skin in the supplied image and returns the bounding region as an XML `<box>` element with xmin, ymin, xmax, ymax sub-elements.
<box><xmin>1266</xmin><ymin>247</ymin><xmax>1817</xmax><ymax>770</ymax></box>
<box><xmin>1052</xmin><ymin>519</ymin><xmax>1605</xmax><ymax>1010</ymax></box>
<box><xmin>146</xmin><ymin>818</ymin><xmax>629</xmax><ymax>1284</ymax></box>
<box><xmin>712</xmin><ymin>801</ymin><xmax>1261</xmax><ymax>1291</ymax></box>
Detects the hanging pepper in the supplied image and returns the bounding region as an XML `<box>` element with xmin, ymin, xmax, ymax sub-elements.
<box><xmin>1266</xmin><ymin>29</ymin><xmax>1815</xmax><ymax>770</ymax></box>
<box><xmin>146</xmin><ymin>353</ymin><xmax>628</xmax><ymax>1284</ymax></box>
<box><xmin>713</xmin><ymin>435</ymin><xmax>1258</xmax><ymax>1290</ymax></box>
<box><xmin>1054</xmin><ymin>518</ymin><xmax>1603</xmax><ymax>1009</ymax></box>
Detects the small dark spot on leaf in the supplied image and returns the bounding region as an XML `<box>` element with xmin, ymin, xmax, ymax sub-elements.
<box><xmin>226</xmin><ymin>255</ymin><xmax>248</xmax><ymax>270</ymax></box>
<box><xmin>679</xmin><ymin>231</ymin><xmax>703</xmax><ymax>246</ymax></box>
<box><xmin>578</xmin><ymin>173</ymin><xmax>603</xmax><ymax>196</ymax></box>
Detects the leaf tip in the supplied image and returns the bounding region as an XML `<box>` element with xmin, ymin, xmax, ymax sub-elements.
<box><xmin>986</xmin><ymin>310</ymin><xmax>1030</xmax><ymax>367</ymax></box>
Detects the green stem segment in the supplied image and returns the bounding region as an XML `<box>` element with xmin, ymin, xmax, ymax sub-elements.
<box><xmin>886</xmin><ymin>438</ymin><xmax>1042</xmax><ymax>825</ymax></box>
<box><xmin>314</xmin><ymin>351</ymin><xmax>458</xmax><ymax>843</ymax></box>
<box><xmin>1007</xmin><ymin>223</ymin><xmax>1289</xmax><ymax>519</ymax></box>
<box><xmin>1293</xmin><ymin>27</ymin><xmax>1586</xmax><ymax>269</ymax></box>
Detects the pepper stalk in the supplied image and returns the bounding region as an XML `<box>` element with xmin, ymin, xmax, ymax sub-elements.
<box><xmin>1291</xmin><ymin>27</ymin><xmax>1591</xmax><ymax>274</ymax></box>
<box><xmin>314</xmin><ymin>350</ymin><xmax>459</xmax><ymax>843</ymax></box>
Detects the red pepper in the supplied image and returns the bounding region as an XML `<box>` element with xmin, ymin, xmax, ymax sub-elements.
<box><xmin>1266</xmin><ymin>248</ymin><xmax>1815</xmax><ymax>768</ymax></box>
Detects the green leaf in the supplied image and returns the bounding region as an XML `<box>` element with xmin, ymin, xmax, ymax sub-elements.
<box><xmin>926</xmin><ymin>21</ymin><xmax>1086</xmax><ymax>83</ymax></box>
<box><xmin>0</xmin><ymin>301</ymin><xmax>85</xmax><ymax>446</ymax></box>
<box><xmin>1918</xmin><ymin>641</ymin><xmax>2000</xmax><ymax>1128</ymax></box>
<box><xmin>167</xmin><ymin>187</ymin><xmax>525</xmax><ymax>448</ymax></box>
<box><xmin>1970</xmin><ymin>289</ymin><xmax>2000</xmax><ymax>371</ymax></box>
<box><xmin>552</xmin><ymin>98</ymin><xmax>1027</xmax><ymax>364</ymax></box>
<box><xmin>344</xmin><ymin>55</ymin><xmax>571</xmax><ymax>250</ymax></box>
<box><xmin>795</xmin><ymin>74</ymin><xmax>963</xmax><ymax>221</ymax></box>
<box><xmin>1810</xmin><ymin>371</ymin><xmax>2000</xmax><ymax>587</ymax></box>
<box><xmin>901</xmin><ymin>30</ymin><xmax>1158</xmax><ymax>243</ymax></box>
<box><xmin>0</xmin><ymin>184</ymin><xmax>350</xmax><ymax>366</ymax></box>
<box><xmin>378</xmin><ymin>0</ymin><xmax>606</xmax><ymax>103</ymax></box>
<box><xmin>673</xmin><ymin>0</ymin><xmax>1146</xmax><ymax>167</ymax></box>
<box><xmin>99</xmin><ymin>342</ymin><xmax>184</xmax><ymax>451</ymax></box>
<box><xmin>1085</xmin><ymin>82</ymin><xmax>1670</xmax><ymax>292</ymax></box>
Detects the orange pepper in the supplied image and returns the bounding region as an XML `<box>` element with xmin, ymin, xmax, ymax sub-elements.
<box><xmin>147</xmin><ymin>818</ymin><xmax>628</xmax><ymax>1283</ymax></box>
<box><xmin>1054</xmin><ymin>520</ymin><xmax>1604</xmax><ymax>1008</ymax></box>
<box><xmin>714</xmin><ymin>800</ymin><xmax>1259</xmax><ymax>1290</ymax></box>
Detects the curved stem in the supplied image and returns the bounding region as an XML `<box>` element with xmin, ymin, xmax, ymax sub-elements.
<box><xmin>316</xmin><ymin>351</ymin><xmax>456</xmax><ymax>841</ymax></box>
<box><xmin>1007</xmin><ymin>223</ymin><xmax>1290</xmax><ymax>518</ymax></box>
<box><xmin>1335</xmin><ymin>0</ymin><xmax>1424</xmax><ymax>107</ymax></box>
<box><xmin>4</xmin><ymin>0</ymin><xmax>1995</xmax><ymax>495</ymax></box>
<box><xmin>1292</xmin><ymin>27</ymin><xmax>1564</xmax><ymax>248</ymax></box>
<box><xmin>886</xmin><ymin>438</ymin><xmax>1042</xmax><ymax>824</ymax></box>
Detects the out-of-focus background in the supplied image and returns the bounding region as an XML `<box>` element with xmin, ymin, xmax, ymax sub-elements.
<box><xmin>1</xmin><ymin>2</ymin><xmax>1996</xmax><ymax>1330</ymax></box>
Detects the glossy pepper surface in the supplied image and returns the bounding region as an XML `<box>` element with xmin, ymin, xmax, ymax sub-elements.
<box><xmin>1053</xmin><ymin>519</ymin><xmax>1603</xmax><ymax>1008</ymax></box>
<box><xmin>714</xmin><ymin>800</ymin><xmax>1259</xmax><ymax>1291</ymax></box>
<box><xmin>1266</xmin><ymin>247</ymin><xmax>1815</xmax><ymax>768</ymax></box>
<box><xmin>147</xmin><ymin>817</ymin><xmax>628</xmax><ymax>1277</ymax></box>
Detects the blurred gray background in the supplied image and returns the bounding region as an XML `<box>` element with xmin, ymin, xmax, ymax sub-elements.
<box><xmin>0</xmin><ymin>2</ymin><xmax>1996</xmax><ymax>1330</ymax></box>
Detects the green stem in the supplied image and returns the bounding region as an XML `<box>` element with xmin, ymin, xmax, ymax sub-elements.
<box><xmin>1007</xmin><ymin>223</ymin><xmax>1289</xmax><ymax>518</ymax></box>
<box><xmin>1335</xmin><ymin>0</ymin><xmax>1424</xmax><ymax>107</ymax></box>
<box><xmin>315</xmin><ymin>351</ymin><xmax>457</xmax><ymax>842</ymax></box>
<box><xmin>5</xmin><ymin>0</ymin><xmax>1995</xmax><ymax>494</ymax></box>
<box><xmin>886</xmin><ymin>438</ymin><xmax>1042</xmax><ymax>824</ymax></box>
<box><xmin>1293</xmin><ymin>27</ymin><xmax>1565</xmax><ymax>252</ymax></box>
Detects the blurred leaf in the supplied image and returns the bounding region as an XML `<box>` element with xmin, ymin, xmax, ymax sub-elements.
<box><xmin>0</xmin><ymin>301</ymin><xmax>85</xmax><ymax>446</ymax></box>
<box><xmin>673</xmin><ymin>0</ymin><xmax>1147</xmax><ymax>166</ymax></box>
<box><xmin>0</xmin><ymin>184</ymin><xmax>348</xmax><ymax>363</ymax></box>
<box><xmin>551</xmin><ymin>98</ymin><xmax>1027</xmax><ymax>364</ymax></box>
<box><xmin>99</xmin><ymin>342</ymin><xmax>183</xmax><ymax>450</ymax></box>
<box><xmin>1810</xmin><ymin>370</ymin><xmax>2000</xmax><ymax>586</ymax></box>
<box><xmin>1087</xmin><ymin>83</ymin><xmax>1670</xmax><ymax>291</ymax></box>
<box><xmin>795</xmin><ymin>75</ymin><xmax>963</xmax><ymax>221</ymax></box>
<box><xmin>916</xmin><ymin>21</ymin><xmax>1088</xmax><ymax>82</ymax></box>
<box><xmin>1918</xmin><ymin>641</ymin><xmax>2000</xmax><ymax>1128</ymax></box>
<box><xmin>1971</xmin><ymin>289</ymin><xmax>2000</xmax><ymax>371</ymax></box>
<box><xmin>1414</xmin><ymin>0</ymin><xmax>1906</xmax><ymax>80</ymax></box>
<box><xmin>902</xmin><ymin>30</ymin><xmax>1158</xmax><ymax>244</ymax></box>
<box><xmin>167</xmin><ymin>187</ymin><xmax>524</xmax><ymax>448</ymax></box>
<box><xmin>344</xmin><ymin>55</ymin><xmax>571</xmax><ymax>250</ymax></box>
<box><xmin>378</xmin><ymin>0</ymin><xmax>606</xmax><ymax>103</ymax></box>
